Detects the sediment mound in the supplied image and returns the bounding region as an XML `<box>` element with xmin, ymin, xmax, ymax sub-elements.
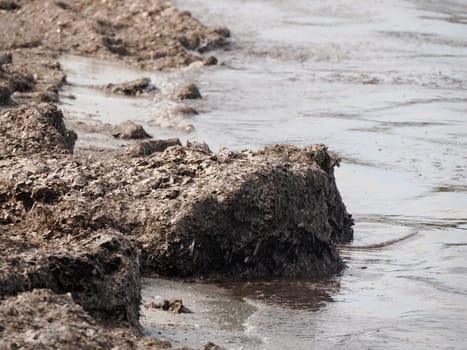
<box><xmin>0</xmin><ymin>102</ymin><xmax>352</xmax><ymax>345</ymax></box>
<box><xmin>0</xmin><ymin>227</ymin><xmax>142</xmax><ymax>327</ymax></box>
<box><xmin>1</xmin><ymin>144</ymin><xmax>352</xmax><ymax>279</ymax></box>
<box><xmin>0</xmin><ymin>0</ymin><xmax>229</xmax><ymax>68</ymax></box>
<box><xmin>112</xmin><ymin>121</ymin><xmax>152</xmax><ymax>140</ymax></box>
<box><xmin>0</xmin><ymin>0</ymin><xmax>230</xmax><ymax>106</ymax></box>
<box><xmin>0</xmin><ymin>103</ymin><xmax>76</xmax><ymax>159</ymax></box>
<box><xmin>0</xmin><ymin>104</ymin><xmax>353</xmax><ymax>281</ymax></box>
<box><xmin>0</xmin><ymin>289</ymin><xmax>173</xmax><ymax>350</ymax></box>
<box><xmin>140</xmin><ymin>144</ymin><xmax>354</xmax><ymax>278</ymax></box>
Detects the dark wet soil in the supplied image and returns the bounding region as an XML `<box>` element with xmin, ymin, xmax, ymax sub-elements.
<box><xmin>100</xmin><ymin>77</ymin><xmax>156</xmax><ymax>96</ymax></box>
<box><xmin>0</xmin><ymin>289</ymin><xmax>174</xmax><ymax>350</ymax></box>
<box><xmin>177</xmin><ymin>82</ymin><xmax>202</xmax><ymax>100</ymax></box>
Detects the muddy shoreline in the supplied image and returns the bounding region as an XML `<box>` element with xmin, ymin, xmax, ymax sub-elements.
<box><xmin>0</xmin><ymin>1</ymin><xmax>353</xmax><ymax>349</ymax></box>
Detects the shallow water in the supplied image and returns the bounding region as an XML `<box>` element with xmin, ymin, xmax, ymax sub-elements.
<box><xmin>59</xmin><ymin>0</ymin><xmax>467</xmax><ymax>348</ymax></box>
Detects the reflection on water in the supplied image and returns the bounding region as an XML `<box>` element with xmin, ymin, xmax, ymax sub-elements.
<box><xmin>223</xmin><ymin>278</ymin><xmax>340</xmax><ymax>311</ymax></box>
<box><xmin>142</xmin><ymin>277</ymin><xmax>341</xmax><ymax>348</ymax></box>
<box><xmin>59</xmin><ymin>0</ymin><xmax>467</xmax><ymax>348</ymax></box>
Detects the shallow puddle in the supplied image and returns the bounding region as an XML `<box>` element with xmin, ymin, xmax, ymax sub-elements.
<box><xmin>59</xmin><ymin>55</ymin><xmax>206</xmax><ymax>149</ymax></box>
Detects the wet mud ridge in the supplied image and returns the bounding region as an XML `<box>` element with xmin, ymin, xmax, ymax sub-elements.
<box><xmin>0</xmin><ymin>103</ymin><xmax>353</xmax><ymax>348</ymax></box>
<box><xmin>0</xmin><ymin>0</ymin><xmax>229</xmax><ymax>108</ymax></box>
<box><xmin>0</xmin><ymin>0</ymin><xmax>353</xmax><ymax>348</ymax></box>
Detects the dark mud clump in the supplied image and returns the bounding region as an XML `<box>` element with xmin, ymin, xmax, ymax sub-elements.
<box><xmin>112</xmin><ymin>121</ymin><xmax>152</xmax><ymax>140</ymax></box>
<box><xmin>0</xmin><ymin>52</ymin><xmax>12</xmax><ymax>66</ymax></box>
<box><xmin>0</xmin><ymin>229</ymin><xmax>142</xmax><ymax>327</ymax></box>
<box><xmin>0</xmin><ymin>83</ymin><xmax>11</xmax><ymax>105</ymax></box>
<box><xmin>0</xmin><ymin>103</ymin><xmax>77</xmax><ymax>158</ymax></box>
<box><xmin>0</xmin><ymin>1</ymin><xmax>20</xmax><ymax>11</ymax></box>
<box><xmin>203</xmin><ymin>56</ymin><xmax>218</xmax><ymax>66</ymax></box>
<box><xmin>102</xmin><ymin>78</ymin><xmax>156</xmax><ymax>96</ymax></box>
<box><xmin>177</xmin><ymin>82</ymin><xmax>202</xmax><ymax>100</ymax></box>
<box><xmin>140</xmin><ymin>144</ymin><xmax>353</xmax><ymax>279</ymax></box>
<box><xmin>146</xmin><ymin>298</ymin><xmax>192</xmax><ymax>314</ymax></box>
<box><xmin>0</xmin><ymin>289</ymin><xmax>173</xmax><ymax>350</ymax></box>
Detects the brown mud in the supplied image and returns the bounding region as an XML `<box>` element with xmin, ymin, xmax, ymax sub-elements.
<box><xmin>100</xmin><ymin>77</ymin><xmax>156</xmax><ymax>97</ymax></box>
<box><xmin>0</xmin><ymin>103</ymin><xmax>352</xmax><ymax>279</ymax></box>
<box><xmin>0</xmin><ymin>0</ymin><xmax>353</xmax><ymax>348</ymax></box>
<box><xmin>176</xmin><ymin>82</ymin><xmax>202</xmax><ymax>100</ymax></box>
<box><xmin>145</xmin><ymin>298</ymin><xmax>192</xmax><ymax>314</ymax></box>
<box><xmin>0</xmin><ymin>0</ymin><xmax>229</xmax><ymax>107</ymax></box>
<box><xmin>112</xmin><ymin>121</ymin><xmax>152</xmax><ymax>140</ymax></box>
<box><xmin>0</xmin><ymin>289</ymin><xmax>174</xmax><ymax>350</ymax></box>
